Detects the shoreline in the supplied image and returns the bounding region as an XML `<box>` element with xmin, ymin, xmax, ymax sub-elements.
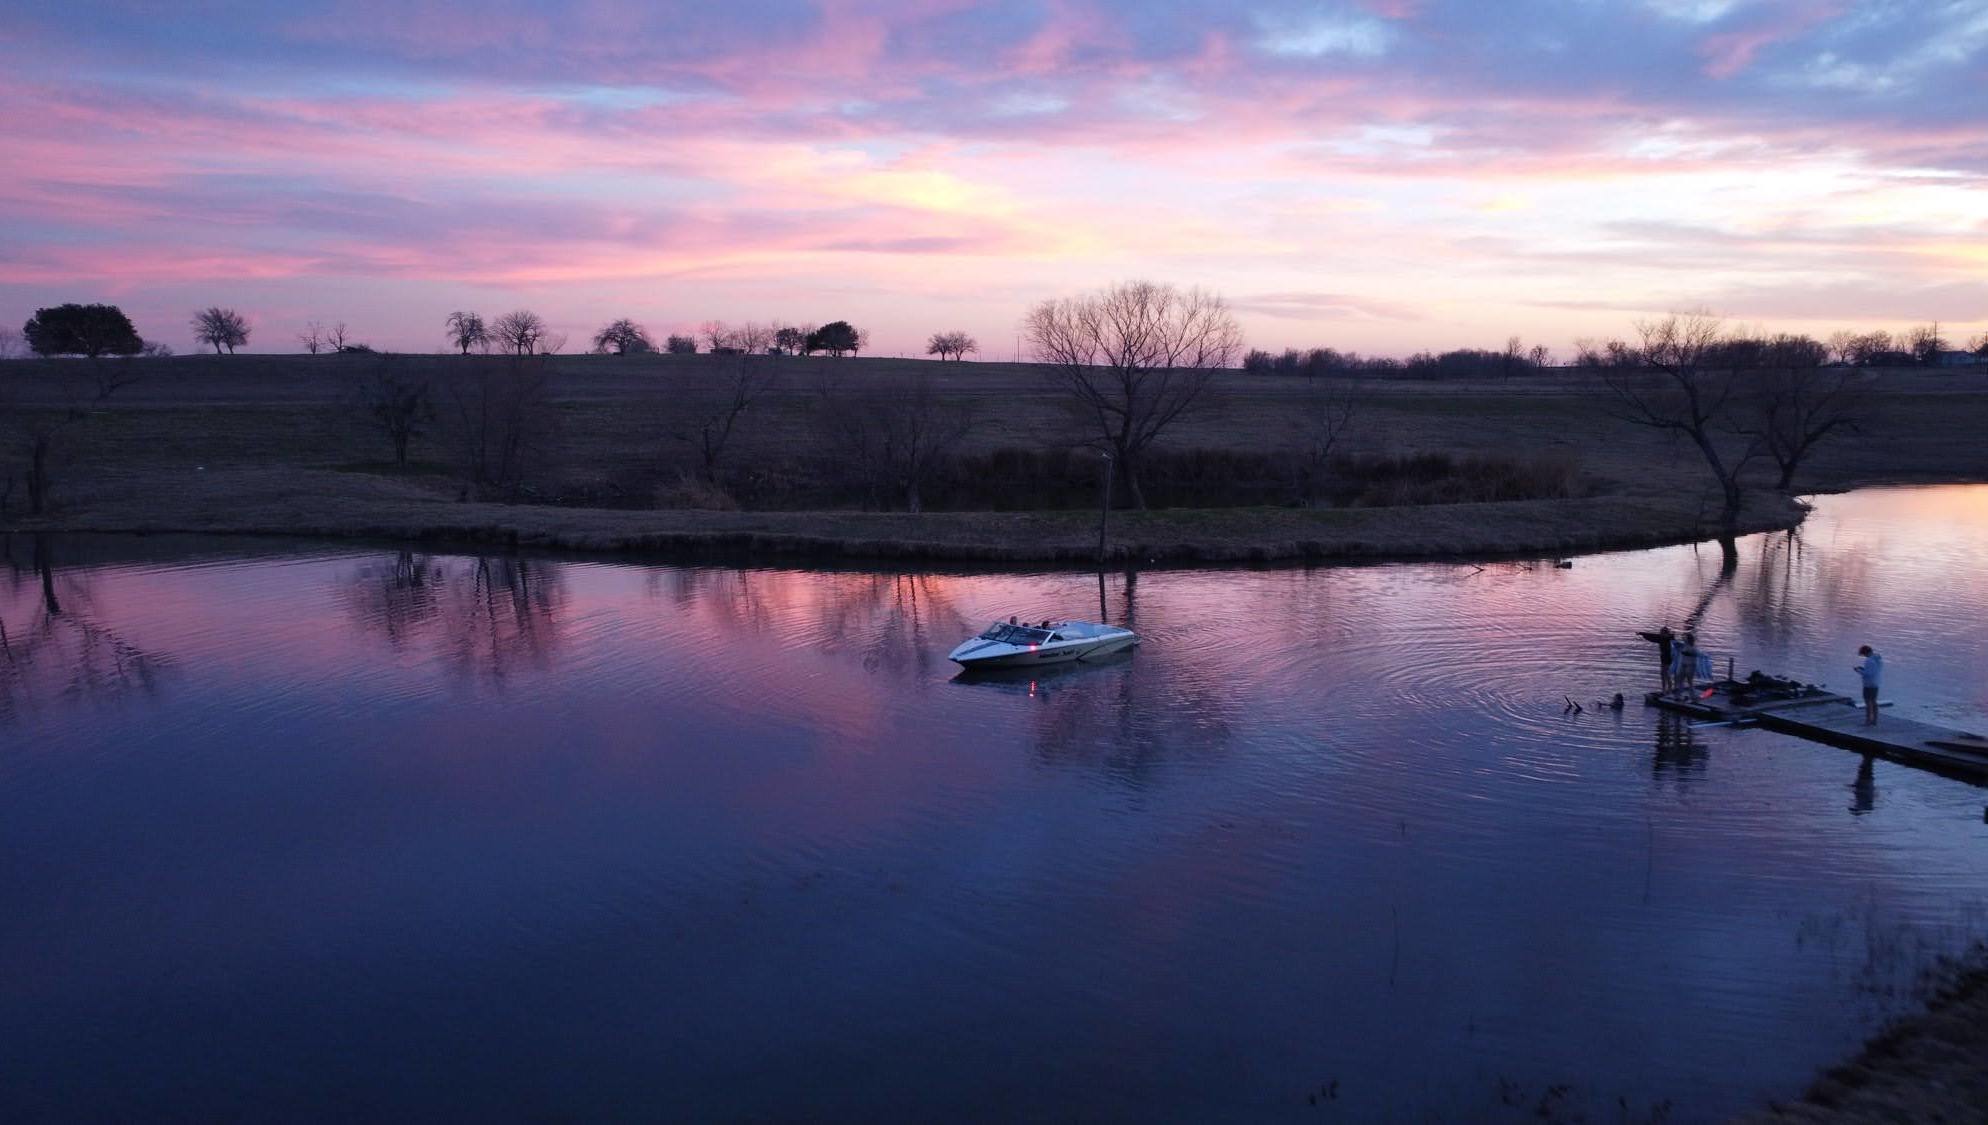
<box><xmin>1741</xmin><ymin>953</ymin><xmax>1988</xmax><ymax>1123</ymax></box>
<box><xmin>0</xmin><ymin>466</ymin><xmax>1821</xmax><ymax>567</ymax></box>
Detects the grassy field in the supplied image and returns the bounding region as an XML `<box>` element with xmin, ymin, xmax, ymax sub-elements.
<box><xmin>1</xmin><ymin>352</ymin><xmax>1984</xmax><ymax>562</ymax></box>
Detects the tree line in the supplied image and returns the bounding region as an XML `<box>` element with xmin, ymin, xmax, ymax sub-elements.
<box><xmin>11</xmin><ymin>300</ymin><xmax>1984</xmax><ymax>372</ymax></box>
<box><xmin>1245</xmin><ymin>337</ymin><xmax>1554</xmax><ymax>379</ymax></box>
<box><xmin>1575</xmin><ymin>323</ymin><xmax>1983</xmax><ymax>369</ymax></box>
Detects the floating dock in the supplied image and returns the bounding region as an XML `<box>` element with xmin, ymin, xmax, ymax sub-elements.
<box><xmin>1647</xmin><ymin>675</ymin><xmax>1988</xmax><ymax>781</ymax></box>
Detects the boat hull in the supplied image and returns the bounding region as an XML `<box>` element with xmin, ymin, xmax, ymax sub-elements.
<box><xmin>950</xmin><ymin>634</ymin><xmax>1136</xmax><ymax>670</ymax></box>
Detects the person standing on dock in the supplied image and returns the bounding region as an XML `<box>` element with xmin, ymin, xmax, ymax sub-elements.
<box><xmin>1675</xmin><ymin>632</ymin><xmax>1699</xmax><ymax>695</ymax></box>
<box><xmin>1855</xmin><ymin>645</ymin><xmax>1884</xmax><ymax>726</ymax></box>
<box><xmin>1639</xmin><ymin>626</ymin><xmax>1676</xmax><ymax>692</ymax></box>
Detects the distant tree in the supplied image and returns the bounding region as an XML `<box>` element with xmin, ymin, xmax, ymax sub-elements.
<box><xmin>1596</xmin><ymin>311</ymin><xmax>1759</xmax><ymax>544</ymax></box>
<box><xmin>1905</xmin><ymin>323</ymin><xmax>1948</xmax><ymax>365</ymax></box>
<box><xmin>699</xmin><ymin>320</ymin><xmax>735</xmax><ymax>352</ymax></box>
<box><xmin>1973</xmin><ymin>332</ymin><xmax>1988</xmax><ymax>357</ymax></box>
<box><xmin>734</xmin><ymin>322</ymin><xmax>775</xmax><ymax>355</ymax></box>
<box><xmin>0</xmin><ymin>327</ymin><xmax>21</xmax><ymax>359</ymax></box>
<box><xmin>491</xmin><ymin>310</ymin><xmax>546</xmax><ymax>356</ymax></box>
<box><xmin>443</xmin><ymin>355</ymin><xmax>556</xmax><ymax>498</ymax></box>
<box><xmin>809</xmin><ymin>320</ymin><xmax>862</xmax><ymax>357</ymax></box>
<box><xmin>140</xmin><ymin>339</ymin><xmax>173</xmax><ymax>358</ymax></box>
<box><xmin>22</xmin><ymin>304</ymin><xmax>143</xmax><ymax>358</ymax></box>
<box><xmin>446</xmin><ymin>311</ymin><xmax>489</xmax><ymax>356</ymax></box>
<box><xmin>774</xmin><ymin>325</ymin><xmax>807</xmax><ymax>355</ymax></box>
<box><xmin>1503</xmin><ymin>336</ymin><xmax>1525</xmax><ymax>379</ymax></box>
<box><xmin>1</xmin><ymin>353</ymin><xmax>137</xmax><ymax>514</ymax></box>
<box><xmin>665</xmin><ymin>334</ymin><xmax>697</xmax><ymax>355</ymax></box>
<box><xmin>1292</xmin><ymin>372</ymin><xmax>1358</xmax><ymax>507</ymax></box>
<box><xmin>1742</xmin><ymin>365</ymin><xmax>1875</xmax><ymax>491</ymax></box>
<box><xmin>299</xmin><ymin>321</ymin><xmax>326</xmax><ymax>354</ymax></box>
<box><xmin>1824</xmin><ymin>330</ymin><xmax>1857</xmax><ymax>365</ymax></box>
<box><xmin>355</xmin><ymin>356</ymin><xmax>436</xmax><ymax>467</ymax></box>
<box><xmin>1025</xmin><ymin>280</ymin><xmax>1243</xmax><ymax>508</ymax></box>
<box><xmin>926</xmin><ymin>330</ymin><xmax>977</xmax><ymax>361</ymax></box>
<box><xmin>592</xmin><ymin>318</ymin><xmax>655</xmax><ymax>355</ymax></box>
<box><xmin>1838</xmin><ymin>330</ymin><xmax>1895</xmax><ymax>366</ymax></box>
<box><xmin>539</xmin><ymin>331</ymin><xmax>568</xmax><ymax>356</ymax></box>
<box><xmin>326</xmin><ymin>322</ymin><xmax>351</xmax><ymax>353</ymax></box>
<box><xmin>815</xmin><ymin>371</ymin><xmax>975</xmax><ymax>511</ymax></box>
<box><xmin>192</xmin><ymin>307</ymin><xmax>250</xmax><ymax>354</ymax></box>
<box><xmin>338</xmin><ymin>342</ymin><xmax>376</xmax><ymax>354</ymax></box>
<box><xmin>1573</xmin><ymin>337</ymin><xmax>1644</xmax><ymax>370</ymax></box>
<box><xmin>677</xmin><ymin>355</ymin><xmax>776</xmax><ymax>482</ymax></box>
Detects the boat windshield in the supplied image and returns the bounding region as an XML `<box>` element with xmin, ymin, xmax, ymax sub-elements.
<box><xmin>977</xmin><ymin>623</ymin><xmax>1055</xmax><ymax>645</ymax></box>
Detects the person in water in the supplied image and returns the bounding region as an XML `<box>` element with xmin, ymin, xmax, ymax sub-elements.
<box><xmin>1640</xmin><ymin>626</ymin><xmax>1677</xmax><ymax>691</ymax></box>
<box><xmin>1855</xmin><ymin>645</ymin><xmax>1883</xmax><ymax>726</ymax></box>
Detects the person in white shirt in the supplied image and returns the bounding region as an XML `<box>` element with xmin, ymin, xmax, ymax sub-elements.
<box><xmin>1855</xmin><ymin>645</ymin><xmax>1883</xmax><ymax>726</ymax></box>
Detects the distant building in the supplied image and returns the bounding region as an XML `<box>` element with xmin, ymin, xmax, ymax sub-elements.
<box><xmin>1934</xmin><ymin>350</ymin><xmax>1982</xmax><ymax>368</ymax></box>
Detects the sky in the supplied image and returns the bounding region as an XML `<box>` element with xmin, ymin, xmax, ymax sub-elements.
<box><xmin>1</xmin><ymin>0</ymin><xmax>1985</xmax><ymax>359</ymax></box>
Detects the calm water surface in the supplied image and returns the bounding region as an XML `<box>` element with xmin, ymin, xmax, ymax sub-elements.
<box><xmin>5</xmin><ymin>487</ymin><xmax>1988</xmax><ymax>1122</ymax></box>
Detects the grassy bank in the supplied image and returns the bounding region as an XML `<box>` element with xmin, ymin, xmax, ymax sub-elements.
<box><xmin>1741</xmin><ymin>953</ymin><xmax>1988</xmax><ymax>1123</ymax></box>
<box><xmin>2</xmin><ymin>354</ymin><xmax>1984</xmax><ymax>562</ymax></box>
<box><xmin>4</xmin><ymin>464</ymin><xmax>1810</xmax><ymax>564</ymax></box>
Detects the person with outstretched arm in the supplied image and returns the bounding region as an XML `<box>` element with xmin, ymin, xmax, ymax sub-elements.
<box><xmin>1639</xmin><ymin>625</ymin><xmax>1676</xmax><ymax>692</ymax></box>
<box><xmin>1855</xmin><ymin>645</ymin><xmax>1883</xmax><ymax>726</ymax></box>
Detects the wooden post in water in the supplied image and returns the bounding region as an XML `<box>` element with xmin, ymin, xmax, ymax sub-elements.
<box><xmin>1096</xmin><ymin>452</ymin><xmax>1114</xmax><ymax>566</ymax></box>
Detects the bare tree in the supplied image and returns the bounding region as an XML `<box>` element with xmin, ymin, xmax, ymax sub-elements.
<box><xmin>443</xmin><ymin>355</ymin><xmax>556</xmax><ymax>499</ymax></box>
<box><xmin>1742</xmin><ymin>366</ymin><xmax>1876</xmax><ymax>491</ymax></box>
<box><xmin>1905</xmin><ymin>323</ymin><xmax>1948</xmax><ymax>365</ymax></box>
<box><xmin>817</xmin><ymin>372</ymin><xmax>975</xmax><ymax>511</ymax></box>
<box><xmin>1025</xmin><ymin>280</ymin><xmax>1243</xmax><ymax>508</ymax></box>
<box><xmin>592</xmin><ymin>318</ymin><xmax>654</xmax><ymax>355</ymax></box>
<box><xmin>491</xmin><ymin>310</ymin><xmax>546</xmax><ymax>357</ymax></box>
<box><xmin>1973</xmin><ymin>331</ymin><xmax>1988</xmax><ymax>357</ymax></box>
<box><xmin>926</xmin><ymin>330</ymin><xmax>977</xmax><ymax>361</ymax></box>
<box><xmin>1825</xmin><ymin>329</ymin><xmax>1858</xmax><ymax>366</ymax></box>
<box><xmin>326</xmin><ymin>322</ymin><xmax>351</xmax><ymax>352</ymax></box>
<box><xmin>665</xmin><ymin>335</ymin><xmax>697</xmax><ymax>355</ymax></box>
<box><xmin>699</xmin><ymin>320</ymin><xmax>736</xmax><ymax>352</ymax></box>
<box><xmin>1</xmin><ymin>359</ymin><xmax>136</xmax><ymax>515</ymax></box>
<box><xmin>299</xmin><ymin>321</ymin><xmax>326</xmax><ymax>354</ymax></box>
<box><xmin>678</xmin><ymin>355</ymin><xmax>776</xmax><ymax>482</ymax></box>
<box><xmin>191</xmin><ymin>307</ymin><xmax>250</xmax><ymax>354</ymax></box>
<box><xmin>446</xmin><ymin>311</ymin><xmax>489</xmax><ymax>356</ymax></box>
<box><xmin>1291</xmin><ymin>372</ymin><xmax>1358</xmax><ymax>507</ymax></box>
<box><xmin>1597</xmin><ymin>311</ymin><xmax>1760</xmax><ymax>538</ymax></box>
<box><xmin>734</xmin><ymin>322</ymin><xmax>775</xmax><ymax>354</ymax></box>
<box><xmin>355</xmin><ymin>357</ymin><xmax>436</xmax><ymax>467</ymax></box>
<box><xmin>0</xmin><ymin>328</ymin><xmax>21</xmax><ymax>360</ymax></box>
<box><xmin>538</xmin><ymin>331</ymin><xmax>568</xmax><ymax>356</ymax></box>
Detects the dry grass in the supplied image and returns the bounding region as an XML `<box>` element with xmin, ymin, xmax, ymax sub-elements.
<box><xmin>1740</xmin><ymin>953</ymin><xmax>1988</xmax><ymax>1124</ymax></box>
<box><xmin>1</xmin><ymin>353</ymin><xmax>1984</xmax><ymax>561</ymax></box>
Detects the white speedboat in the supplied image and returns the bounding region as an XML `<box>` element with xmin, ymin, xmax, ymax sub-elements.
<box><xmin>948</xmin><ymin>619</ymin><xmax>1138</xmax><ymax>670</ymax></box>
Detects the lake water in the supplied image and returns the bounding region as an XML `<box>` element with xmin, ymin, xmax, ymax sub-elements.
<box><xmin>5</xmin><ymin>487</ymin><xmax>1987</xmax><ymax>1122</ymax></box>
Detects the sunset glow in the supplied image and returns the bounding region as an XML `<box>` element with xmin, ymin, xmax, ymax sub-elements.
<box><xmin>3</xmin><ymin>1</ymin><xmax>1984</xmax><ymax>356</ymax></box>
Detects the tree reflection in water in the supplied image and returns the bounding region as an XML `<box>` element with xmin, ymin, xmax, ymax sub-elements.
<box><xmin>0</xmin><ymin>536</ymin><xmax>168</xmax><ymax>723</ymax></box>
<box><xmin>340</xmin><ymin>551</ymin><xmax>565</xmax><ymax>684</ymax></box>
